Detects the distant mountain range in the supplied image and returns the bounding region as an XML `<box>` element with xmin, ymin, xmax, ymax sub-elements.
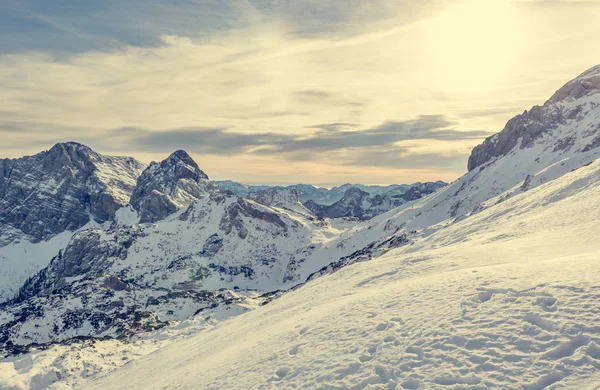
<box><xmin>303</xmin><ymin>182</ymin><xmax>446</xmax><ymax>220</ymax></box>
<box><xmin>214</xmin><ymin>180</ymin><xmax>447</xmax><ymax>205</ymax></box>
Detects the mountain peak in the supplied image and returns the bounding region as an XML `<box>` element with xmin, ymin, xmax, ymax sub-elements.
<box><xmin>168</xmin><ymin>149</ymin><xmax>197</xmax><ymax>165</ymax></box>
<box><xmin>130</xmin><ymin>151</ymin><xmax>212</xmax><ymax>223</ymax></box>
<box><xmin>49</xmin><ymin>141</ymin><xmax>91</xmax><ymax>151</ymax></box>
<box><xmin>344</xmin><ymin>187</ymin><xmax>368</xmax><ymax>198</ymax></box>
<box><xmin>161</xmin><ymin>150</ymin><xmax>208</xmax><ymax>180</ymax></box>
<box><xmin>468</xmin><ymin>63</ymin><xmax>600</xmax><ymax>171</ymax></box>
<box><xmin>546</xmin><ymin>64</ymin><xmax>600</xmax><ymax>105</ymax></box>
<box><xmin>44</xmin><ymin>142</ymin><xmax>95</xmax><ymax>168</ymax></box>
<box><xmin>1</xmin><ymin>143</ymin><xmax>146</xmax><ymax>242</ymax></box>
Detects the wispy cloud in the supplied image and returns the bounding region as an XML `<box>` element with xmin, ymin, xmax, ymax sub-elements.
<box><xmin>0</xmin><ymin>0</ymin><xmax>599</xmax><ymax>184</ymax></box>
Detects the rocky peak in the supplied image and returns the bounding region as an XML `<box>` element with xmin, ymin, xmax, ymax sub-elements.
<box><xmin>0</xmin><ymin>142</ymin><xmax>146</xmax><ymax>243</ymax></box>
<box><xmin>343</xmin><ymin>187</ymin><xmax>369</xmax><ymax>200</ymax></box>
<box><xmin>130</xmin><ymin>150</ymin><xmax>213</xmax><ymax>223</ymax></box>
<box><xmin>468</xmin><ymin>64</ymin><xmax>600</xmax><ymax>172</ymax></box>
<box><xmin>154</xmin><ymin>150</ymin><xmax>209</xmax><ymax>182</ymax></box>
<box><xmin>547</xmin><ymin>65</ymin><xmax>600</xmax><ymax>104</ymax></box>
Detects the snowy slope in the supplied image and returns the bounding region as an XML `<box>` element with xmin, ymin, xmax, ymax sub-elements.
<box><xmin>309</xmin><ymin>64</ymin><xmax>600</xmax><ymax>269</ymax></box>
<box><xmin>85</xmin><ymin>151</ymin><xmax>600</xmax><ymax>390</ymax></box>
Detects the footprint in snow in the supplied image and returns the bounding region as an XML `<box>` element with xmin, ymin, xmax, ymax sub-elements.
<box><xmin>275</xmin><ymin>367</ymin><xmax>290</xmax><ymax>379</ymax></box>
<box><xmin>523</xmin><ymin>313</ymin><xmax>555</xmax><ymax>331</ymax></box>
<box><xmin>298</xmin><ymin>326</ymin><xmax>309</xmax><ymax>335</ymax></box>
<box><xmin>401</xmin><ymin>379</ymin><xmax>421</xmax><ymax>389</ymax></box>
<box><xmin>405</xmin><ymin>346</ymin><xmax>424</xmax><ymax>360</ymax></box>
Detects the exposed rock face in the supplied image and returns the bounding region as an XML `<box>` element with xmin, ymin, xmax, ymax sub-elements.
<box><xmin>130</xmin><ymin>150</ymin><xmax>214</xmax><ymax>223</ymax></box>
<box><xmin>546</xmin><ymin>65</ymin><xmax>600</xmax><ymax>104</ymax></box>
<box><xmin>468</xmin><ymin>65</ymin><xmax>600</xmax><ymax>171</ymax></box>
<box><xmin>219</xmin><ymin>198</ymin><xmax>289</xmax><ymax>239</ymax></box>
<box><xmin>305</xmin><ymin>182</ymin><xmax>446</xmax><ymax>220</ymax></box>
<box><xmin>16</xmin><ymin>228</ymin><xmax>139</xmax><ymax>301</ymax></box>
<box><xmin>0</xmin><ymin>142</ymin><xmax>146</xmax><ymax>243</ymax></box>
<box><xmin>303</xmin><ymin>200</ymin><xmax>327</xmax><ymax>216</ymax></box>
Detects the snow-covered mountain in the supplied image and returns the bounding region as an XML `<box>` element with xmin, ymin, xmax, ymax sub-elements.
<box><xmin>0</xmin><ymin>153</ymin><xmax>347</xmax><ymax>349</ymax></box>
<box><xmin>214</xmin><ymin>180</ymin><xmax>447</xmax><ymax>205</ymax></box>
<box><xmin>0</xmin><ymin>142</ymin><xmax>146</xmax><ymax>244</ymax></box>
<box><xmin>130</xmin><ymin>150</ymin><xmax>214</xmax><ymax>223</ymax></box>
<box><xmin>0</xmin><ymin>142</ymin><xmax>146</xmax><ymax>301</ymax></box>
<box><xmin>323</xmin><ymin>64</ymin><xmax>600</xmax><ymax>263</ymax></box>
<box><xmin>2</xmin><ymin>64</ymin><xmax>600</xmax><ymax>389</ymax></box>
<box><xmin>304</xmin><ymin>182</ymin><xmax>445</xmax><ymax>220</ymax></box>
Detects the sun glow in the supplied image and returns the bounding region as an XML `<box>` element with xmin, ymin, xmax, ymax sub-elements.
<box><xmin>425</xmin><ymin>0</ymin><xmax>527</xmax><ymax>92</ymax></box>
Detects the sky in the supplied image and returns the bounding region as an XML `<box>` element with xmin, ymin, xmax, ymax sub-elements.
<box><xmin>0</xmin><ymin>0</ymin><xmax>599</xmax><ymax>186</ymax></box>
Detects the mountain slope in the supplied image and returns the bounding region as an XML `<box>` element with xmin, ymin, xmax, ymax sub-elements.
<box><xmin>316</xmin><ymin>64</ymin><xmax>600</xmax><ymax>266</ymax></box>
<box><xmin>85</xmin><ymin>150</ymin><xmax>600</xmax><ymax>390</ymax></box>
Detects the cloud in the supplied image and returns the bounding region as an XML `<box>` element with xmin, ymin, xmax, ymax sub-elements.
<box><xmin>106</xmin><ymin>127</ymin><xmax>294</xmax><ymax>155</ymax></box>
<box><xmin>350</xmin><ymin>148</ymin><xmax>468</xmax><ymax>170</ymax></box>
<box><xmin>262</xmin><ymin>116</ymin><xmax>490</xmax><ymax>155</ymax></box>
<box><xmin>53</xmin><ymin>116</ymin><xmax>489</xmax><ymax>170</ymax></box>
<box><xmin>1</xmin><ymin>0</ymin><xmax>599</xmax><ymax>184</ymax></box>
<box><xmin>308</xmin><ymin>123</ymin><xmax>359</xmax><ymax>132</ymax></box>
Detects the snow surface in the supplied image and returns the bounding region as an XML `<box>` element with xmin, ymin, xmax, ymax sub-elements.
<box><xmin>80</xmin><ymin>158</ymin><xmax>600</xmax><ymax>389</ymax></box>
<box><xmin>0</xmin><ymin>291</ymin><xmax>263</xmax><ymax>389</ymax></box>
